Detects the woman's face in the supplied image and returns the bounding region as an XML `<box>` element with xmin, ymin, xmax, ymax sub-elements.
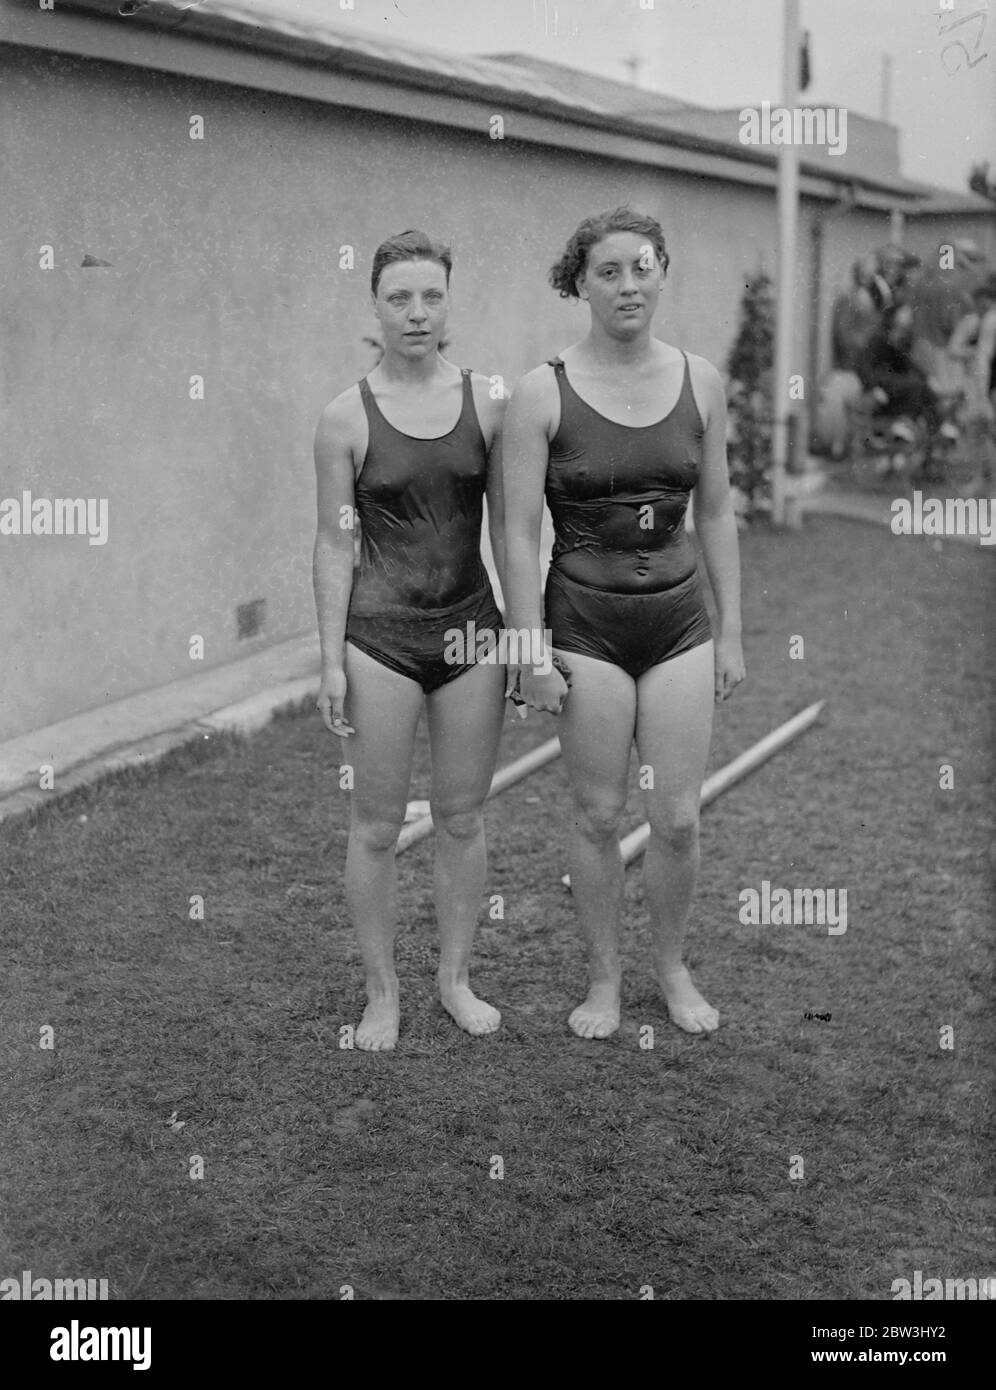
<box><xmin>578</xmin><ymin>231</ymin><xmax>666</xmax><ymax>337</ymax></box>
<box><xmin>372</xmin><ymin>258</ymin><xmax>450</xmax><ymax>358</ymax></box>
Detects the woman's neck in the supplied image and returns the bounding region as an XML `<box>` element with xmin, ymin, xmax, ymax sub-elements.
<box><xmin>576</xmin><ymin>324</ymin><xmax>659</xmax><ymax>369</ymax></box>
<box><xmin>375</xmin><ymin>348</ymin><xmax>451</xmax><ymax>387</ymax></box>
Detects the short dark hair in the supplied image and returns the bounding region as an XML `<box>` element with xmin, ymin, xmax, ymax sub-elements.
<box><xmin>549</xmin><ymin>207</ymin><xmax>670</xmax><ymax>299</ymax></box>
<box><xmin>370</xmin><ymin>230</ymin><xmax>452</xmax><ymax>296</ymax></box>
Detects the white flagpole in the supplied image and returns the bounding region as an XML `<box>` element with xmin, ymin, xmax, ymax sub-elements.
<box><xmin>772</xmin><ymin>0</ymin><xmax>800</xmax><ymax>526</ymax></box>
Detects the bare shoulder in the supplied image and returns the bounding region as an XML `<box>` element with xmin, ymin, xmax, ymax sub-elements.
<box><xmin>508</xmin><ymin>359</ymin><xmax>560</xmax><ymax>412</ymax></box>
<box><xmin>317</xmin><ymin>381</ymin><xmax>364</xmax><ymax>433</ymax></box>
<box><xmin>684</xmin><ymin>352</ymin><xmax>726</xmax><ymax>423</ymax></box>
<box><xmin>469</xmin><ymin>369</ymin><xmax>507</xmax><ymax>434</ymax></box>
<box><xmin>684</xmin><ymin>351</ymin><xmax>723</xmax><ymax>390</ymax></box>
<box><xmin>315</xmin><ymin>382</ymin><xmax>366</xmax><ymax>457</ymax></box>
<box><xmin>468</xmin><ymin>368</ymin><xmax>501</xmax><ymax>394</ymax></box>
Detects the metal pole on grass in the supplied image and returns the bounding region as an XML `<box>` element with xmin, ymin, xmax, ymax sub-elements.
<box><xmin>561</xmin><ymin>701</ymin><xmax>825</xmax><ymax>887</ymax></box>
<box><xmin>397</xmin><ymin>735</ymin><xmax>563</xmax><ymax>854</ymax></box>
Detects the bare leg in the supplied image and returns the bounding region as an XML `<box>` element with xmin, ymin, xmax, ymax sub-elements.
<box><xmin>635</xmin><ymin>640</ymin><xmax>718</xmax><ymax>1034</ymax></box>
<box><xmin>342</xmin><ymin>642</ymin><xmax>423</xmax><ymax>1051</ymax></box>
<box><xmin>426</xmin><ymin>659</ymin><xmax>506</xmax><ymax>1034</ymax></box>
<box><xmin>554</xmin><ymin>651</ymin><xmax>637</xmax><ymax>1039</ymax></box>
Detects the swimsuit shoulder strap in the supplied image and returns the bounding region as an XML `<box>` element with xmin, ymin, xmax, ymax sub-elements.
<box><xmin>672</xmin><ymin>349</ymin><xmax>705</xmax><ymax>434</ymax></box>
<box><xmin>548</xmin><ymin>357</ymin><xmax>568</xmax><ymax>404</ymax></box>
<box><xmin>357</xmin><ymin>375</ymin><xmax>378</xmax><ymax>418</ymax></box>
<box><xmin>677</xmin><ymin>349</ymin><xmax>691</xmax><ymax>399</ymax></box>
<box><xmin>457</xmin><ymin>366</ymin><xmax>488</xmax><ymax>448</ymax></box>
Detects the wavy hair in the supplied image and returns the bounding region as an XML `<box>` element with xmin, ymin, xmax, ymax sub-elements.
<box><xmin>549</xmin><ymin>207</ymin><xmax>670</xmax><ymax>299</ymax></box>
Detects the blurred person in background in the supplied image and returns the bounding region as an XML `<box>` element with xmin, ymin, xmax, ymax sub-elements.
<box><xmin>818</xmin><ymin>253</ymin><xmax>894</xmax><ymax>458</ymax></box>
<box><xmin>911</xmin><ymin>238</ymin><xmax>987</xmax><ymax>395</ymax></box>
<box><xmin>950</xmin><ymin>274</ymin><xmax>996</xmax><ymax>495</ymax></box>
<box><xmin>856</xmin><ymin>302</ymin><xmax>945</xmax><ymax>472</ymax></box>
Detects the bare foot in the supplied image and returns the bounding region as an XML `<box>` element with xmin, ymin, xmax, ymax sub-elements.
<box><xmin>356</xmin><ymin>993</ymin><xmax>400</xmax><ymax>1051</ymax></box>
<box><xmin>658</xmin><ymin>964</ymin><xmax>718</xmax><ymax>1035</ymax></box>
<box><xmin>440</xmin><ymin>983</ymin><xmax>501</xmax><ymax>1036</ymax></box>
<box><xmin>568</xmin><ymin>981</ymin><xmax>620</xmax><ymax>1039</ymax></box>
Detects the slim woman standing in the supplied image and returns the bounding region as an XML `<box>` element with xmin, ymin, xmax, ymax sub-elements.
<box><xmin>313</xmin><ymin>230</ymin><xmax>506</xmax><ymax>1051</ymax></box>
<box><xmin>503</xmin><ymin>208</ymin><xmax>745</xmax><ymax>1039</ymax></box>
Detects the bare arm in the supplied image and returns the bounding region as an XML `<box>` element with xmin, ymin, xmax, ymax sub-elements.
<box><xmin>501</xmin><ymin>366</ymin><xmax>567</xmax><ymax>711</ymax></box>
<box><xmin>502</xmin><ymin>367</ymin><xmax>553</xmax><ymax>640</ymax></box>
<box><xmin>474</xmin><ymin>375</ymin><xmax>509</xmax><ymax>605</ymax></box>
<box><xmin>313</xmin><ymin>391</ymin><xmax>362</xmax><ymax>734</ymax></box>
<box><xmin>689</xmin><ymin>357</ymin><xmax>746</xmax><ymax>700</ymax></box>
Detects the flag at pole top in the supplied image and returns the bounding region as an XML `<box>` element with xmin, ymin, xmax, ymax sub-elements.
<box><xmin>799</xmin><ymin>29</ymin><xmax>812</xmax><ymax>91</ymax></box>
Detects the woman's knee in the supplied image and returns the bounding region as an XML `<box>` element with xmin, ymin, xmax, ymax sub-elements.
<box><xmin>350</xmin><ymin>808</ymin><xmax>406</xmax><ymax>853</ymax></box>
<box><xmin>647</xmin><ymin>804</ymin><xmax>700</xmax><ymax>852</ymax></box>
<box><xmin>573</xmin><ymin>796</ymin><xmax>627</xmax><ymax>844</ymax></box>
<box><xmin>432</xmin><ymin>802</ymin><xmax>484</xmax><ymax>843</ymax></box>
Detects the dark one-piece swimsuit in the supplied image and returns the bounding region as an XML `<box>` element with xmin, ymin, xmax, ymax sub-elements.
<box><xmin>345</xmin><ymin>367</ymin><xmax>502</xmax><ymax>694</ymax></box>
<box><xmin>543</xmin><ymin>352</ymin><xmax>713</xmax><ymax>679</ymax></box>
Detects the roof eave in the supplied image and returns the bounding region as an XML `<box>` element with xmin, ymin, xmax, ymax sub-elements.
<box><xmin>3</xmin><ymin>0</ymin><xmax>928</xmax><ymax>206</ymax></box>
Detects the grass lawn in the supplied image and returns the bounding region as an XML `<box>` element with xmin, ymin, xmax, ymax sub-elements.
<box><xmin>1</xmin><ymin>516</ymin><xmax>993</xmax><ymax>1301</ymax></box>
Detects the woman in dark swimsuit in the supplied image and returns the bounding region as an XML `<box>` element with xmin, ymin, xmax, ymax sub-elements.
<box><xmin>503</xmin><ymin>208</ymin><xmax>745</xmax><ymax>1039</ymax></box>
<box><xmin>313</xmin><ymin>230</ymin><xmax>506</xmax><ymax>1051</ymax></box>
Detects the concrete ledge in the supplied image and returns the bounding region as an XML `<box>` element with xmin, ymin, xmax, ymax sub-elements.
<box><xmin>0</xmin><ymin>720</ymin><xmax>206</xmax><ymax>826</ymax></box>
<box><xmin>196</xmin><ymin>676</ymin><xmax>320</xmax><ymax>736</ymax></box>
<box><xmin>798</xmin><ymin>489</ymin><xmax>994</xmax><ymax>545</ymax></box>
<box><xmin>794</xmin><ymin>488</ymin><xmax>892</xmax><ymax>529</ymax></box>
<box><xmin>0</xmin><ymin>636</ymin><xmax>321</xmax><ymax>826</ymax></box>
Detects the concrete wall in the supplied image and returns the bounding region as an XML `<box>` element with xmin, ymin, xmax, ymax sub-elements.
<box><xmin>0</xmin><ymin>44</ymin><xmax>893</xmax><ymax>740</ymax></box>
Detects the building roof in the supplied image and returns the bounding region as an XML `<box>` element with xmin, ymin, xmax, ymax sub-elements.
<box><xmin>481</xmin><ymin>51</ymin><xmax>698</xmax><ymax>118</ymax></box>
<box><xmin>20</xmin><ymin>0</ymin><xmax>617</xmax><ymax>117</ymax></box>
<box><xmin>902</xmin><ymin>188</ymin><xmax>996</xmax><ymax>217</ymax></box>
<box><xmin>607</xmin><ymin>101</ymin><xmax>906</xmax><ymax>187</ymax></box>
<box><xmin>2</xmin><ymin>0</ymin><xmax>972</xmax><ymax>210</ymax></box>
<box><xmin>484</xmin><ymin>54</ymin><xmax>993</xmax><ymax>214</ymax></box>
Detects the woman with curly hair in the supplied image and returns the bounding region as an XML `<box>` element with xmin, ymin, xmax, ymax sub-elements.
<box><xmin>503</xmin><ymin>207</ymin><xmax>745</xmax><ymax>1039</ymax></box>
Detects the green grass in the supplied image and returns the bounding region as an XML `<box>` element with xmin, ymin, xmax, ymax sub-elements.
<box><xmin>1</xmin><ymin>516</ymin><xmax>993</xmax><ymax>1300</ymax></box>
